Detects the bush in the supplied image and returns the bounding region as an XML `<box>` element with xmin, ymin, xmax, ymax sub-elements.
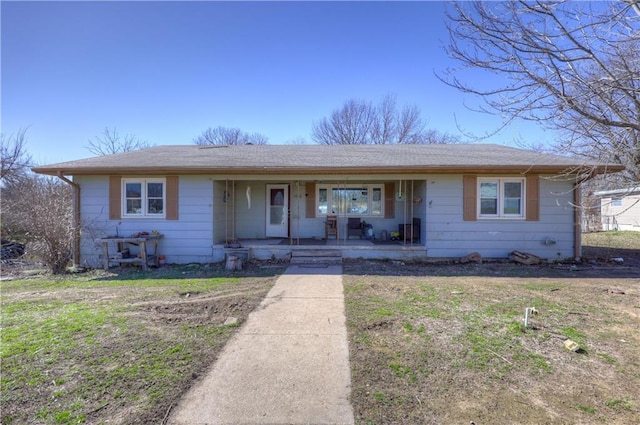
<box><xmin>1</xmin><ymin>175</ymin><xmax>73</xmax><ymax>273</ymax></box>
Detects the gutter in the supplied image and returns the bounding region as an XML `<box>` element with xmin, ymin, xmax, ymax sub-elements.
<box><xmin>31</xmin><ymin>164</ymin><xmax>623</xmax><ymax>177</ymax></box>
<box><xmin>593</xmin><ymin>186</ymin><xmax>640</xmax><ymax>197</ymax></box>
<box><xmin>56</xmin><ymin>172</ymin><xmax>81</xmax><ymax>268</ymax></box>
<box><xmin>574</xmin><ymin>183</ymin><xmax>582</xmax><ymax>260</ymax></box>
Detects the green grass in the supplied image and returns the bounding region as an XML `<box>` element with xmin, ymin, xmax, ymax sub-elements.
<box><xmin>582</xmin><ymin>231</ymin><xmax>640</xmax><ymax>249</ymax></box>
<box><xmin>605</xmin><ymin>398</ymin><xmax>633</xmax><ymax>411</ymax></box>
<box><xmin>1</xmin><ymin>272</ymin><xmax>274</xmax><ymax>424</ymax></box>
<box><xmin>597</xmin><ymin>352</ymin><xmax>617</xmax><ymax>364</ymax></box>
<box><xmin>577</xmin><ymin>404</ymin><xmax>596</xmax><ymax>414</ymax></box>
<box><xmin>562</xmin><ymin>326</ymin><xmax>587</xmax><ymax>346</ymax></box>
<box><xmin>0</xmin><ymin>274</ymin><xmax>239</xmax><ymax>293</ymax></box>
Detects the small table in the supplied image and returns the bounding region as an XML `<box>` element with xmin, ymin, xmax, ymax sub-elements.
<box><xmin>97</xmin><ymin>235</ymin><xmax>163</xmax><ymax>271</ymax></box>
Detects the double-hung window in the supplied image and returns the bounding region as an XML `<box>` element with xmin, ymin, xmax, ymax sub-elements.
<box><xmin>122</xmin><ymin>178</ymin><xmax>166</xmax><ymax>218</ymax></box>
<box><xmin>478</xmin><ymin>178</ymin><xmax>525</xmax><ymax>218</ymax></box>
<box><xmin>317</xmin><ymin>184</ymin><xmax>383</xmax><ymax>217</ymax></box>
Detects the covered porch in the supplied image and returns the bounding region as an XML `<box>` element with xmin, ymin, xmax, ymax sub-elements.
<box><xmin>212</xmin><ymin>177</ymin><xmax>427</xmax><ymax>262</ymax></box>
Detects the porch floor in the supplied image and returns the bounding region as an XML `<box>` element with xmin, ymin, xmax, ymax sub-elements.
<box><xmin>217</xmin><ymin>238</ymin><xmax>426</xmax><ymax>262</ymax></box>
<box><xmin>238</xmin><ymin>238</ymin><xmax>423</xmax><ymax>248</ymax></box>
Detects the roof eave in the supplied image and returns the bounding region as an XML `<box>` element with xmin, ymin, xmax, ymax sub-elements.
<box><xmin>32</xmin><ymin>164</ymin><xmax>620</xmax><ymax>177</ymax></box>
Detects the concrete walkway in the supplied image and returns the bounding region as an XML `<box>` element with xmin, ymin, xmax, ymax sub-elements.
<box><xmin>169</xmin><ymin>265</ymin><xmax>355</xmax><ymax>425</ymax></box>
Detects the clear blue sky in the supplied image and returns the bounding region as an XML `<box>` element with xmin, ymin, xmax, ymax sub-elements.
<box><xmin>2</xmin><ymin>1</ymin><xmax>550</xmax><ymax>165</ymax></box>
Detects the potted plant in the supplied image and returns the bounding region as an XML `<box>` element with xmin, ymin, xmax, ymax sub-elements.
<box><xmin>225</xmin><ymin>239</ymin><xmax>241</xmax><ymax>249</ymax></box>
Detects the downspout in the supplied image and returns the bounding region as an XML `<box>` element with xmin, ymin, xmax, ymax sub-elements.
<box><xmin>56</xmin><ymin>172</ymin><xmax>81</xmax><ymax>267</ymax></box>
<box><xmin>573</xmin><ymin>182</ymin><xmax>582</xmax><ymax>260</ymax></box>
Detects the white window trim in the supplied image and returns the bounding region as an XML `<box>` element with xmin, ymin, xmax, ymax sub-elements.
<box><xmin>610</xmin><ymin>197</ymin><xmax>623</xmax><ymax>207</ymax></box>
<box><xmin>122</xmin><ymin>178</ymin><xmax>166</xmax><ymax>218</ymax></box>
<box><xmin>316</xmin><ymin>184</ymin><xmax>384</xmax><ymax>217</ymax></box>
<box><xmin>478</xmin><ymin>177</ymin><xmax>526</xmax><ymax>219</ymax></box>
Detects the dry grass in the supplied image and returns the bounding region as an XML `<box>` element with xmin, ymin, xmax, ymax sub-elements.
<box><xmin>2</xmin><ymin>232</ymin><xmax>638</xmax><ymax>424</ymax></box>
<box><xmin>343</xmin><ymin>231</ymin><xmax>640</xmax><ymax>424</ymax></box>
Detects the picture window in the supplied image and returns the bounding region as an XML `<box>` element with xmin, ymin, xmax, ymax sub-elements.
<box><xmin>316</xmin><ymin>184</ymin><xmax>384</xmax><ymax>217</ymax></box>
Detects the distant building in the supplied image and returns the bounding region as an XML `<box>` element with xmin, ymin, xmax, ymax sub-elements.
<box><xmin>595</xmin><ymin>187</ymin><xmax>640</xmax><ymax>231</ymax></box>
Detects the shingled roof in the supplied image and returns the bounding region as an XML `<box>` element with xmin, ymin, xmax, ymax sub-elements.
<box><xmin>32</xmin><ymin>144</ymin><xmax>621</xmax><ymax>176</ymax></box>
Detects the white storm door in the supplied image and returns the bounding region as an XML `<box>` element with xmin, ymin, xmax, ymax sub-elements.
<box><xmin>266</xmin><ymin>185</ymin><xmax>288</xmax><ymax>237</ymax></box>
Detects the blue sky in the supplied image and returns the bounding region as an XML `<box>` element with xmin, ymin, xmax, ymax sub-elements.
<box><xmin>2</xmin><ymin>1</ymin><xmax>550</xmax><ymax>165</ymax></box>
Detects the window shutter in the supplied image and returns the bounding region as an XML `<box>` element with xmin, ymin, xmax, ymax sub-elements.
<box><xmin>526</xmin><ymin>174</ymin><xmax>540</xmax><ymax>221</ymax></box>
<box><xmin>463</xmin><ymin>175</ymin><xmax>477</xmax><ymax>221</ymax></box>
<box><xmin>109</xmin><ymin>176</ymin><xmax>121</xmax><ymax>220</ymax></box>
<box><xmin>384</xmin><ymin>182</ymin><xmax>395</xmax><ymax>218</ymax></box>
<box><xmin>166</xmin><ymin>176</ymin><xmax>179</xmax><ymax>220</ymax></box>
<box><xmin>305</xmin><ymin>182</ymin><xmax>315</xmax><ymax>218</ymax></box>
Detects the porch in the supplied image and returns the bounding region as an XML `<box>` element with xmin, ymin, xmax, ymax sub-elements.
<box><xmin>217</xmin><ymin>237</ymin><xmax>427</xmax><ymax>262</ymax></box>
<box><xmin>213</xmin><ymin>178</ymin><xmax>427</xmax><ymax>256</ymax></box>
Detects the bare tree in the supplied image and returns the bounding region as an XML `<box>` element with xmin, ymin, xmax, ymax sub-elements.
<box><xmin>441</xmin><ymin>0</ymin><xmax>640</xmax><ymax>183</ymax></box>
<box><xmin>284</xmin><ymin>137</ymin><xmax>309</xmax><ymax>145</ymax></box>
<box><xmin>418</xmin><ymin>129</ymin><xmax>462</xmax><ymax>145</ymax></box>
<box><xmin>312</xmin><ymin>99</ymin><xmax>375</xmax><ymax>145</ymax></box>
<box><xmin>193</xmin><ymin>126</ymin><xmax>269</xmax><ymax>145</ymax></box>
<box><xmin>312</xmin><ymin>95</ymin><xmax>460</xmax><ymax>145</ymax></box>
<box><xmin>87</xmin><ymin>127</ymin><xmax>152</xmax><ymax>156</ymax></box>
<box><xmin>2</xmin><ymin>175</ymin><xmax>73</xmax><ymax>273</ymax></box>
<box><xmin>1</xmin><ymin>128</ymin><xmax>32</xmax><ymax>185</ymax></box>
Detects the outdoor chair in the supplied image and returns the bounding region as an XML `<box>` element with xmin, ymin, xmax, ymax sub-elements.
<box><xmin>325</xmin><ymin>215</ymin><xmax>338</xmax><ymax>240</ymax></box>
<box><xmin>347</xmin><ymin>217</ymin><xmax>362</xmax><ymax>238</ymax></box>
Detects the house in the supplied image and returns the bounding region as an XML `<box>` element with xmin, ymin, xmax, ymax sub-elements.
<box><xmin>32</xmin><ymin>144</ymin><xmax>621</xmax><ymax>268</ymax></box>
<box><xmin>594</xmin><ymin>187</ymin><xmax>640</xmax><ymax>231</ymax></box>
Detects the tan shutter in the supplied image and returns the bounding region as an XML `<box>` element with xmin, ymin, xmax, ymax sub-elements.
<box><xmin>166</xmin><ymin>176</ymin><xmax>179</xmax><ymax>220</ymax></box>
<box><xmin>384</xmin><ymin>182</ymin><xmax>395</xmax><ymax>218</ymax></box>
<box><xmin>526</xmin><ymin>174</ymin><xmax>540</xmax><ymax>221</ymax></box>
<box><xmin>463</xmin><ymin>175</ymin><xmax>477</xmax><ymax>221</ymax></box>
<box><xmin>109</xmin><ymin>176</ymin><xmax>121</xmax><ymax>220</ymax></box>
<box><xmin>305</xmin><ymin>182</ymin><xmax>316</xmax><ymax>218</ymax></box>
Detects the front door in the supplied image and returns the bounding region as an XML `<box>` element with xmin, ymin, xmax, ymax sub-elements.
<box><xmin>266</xmin><ymin>185</ymin><xmax>288</xmax><ymax>238</ymax></box>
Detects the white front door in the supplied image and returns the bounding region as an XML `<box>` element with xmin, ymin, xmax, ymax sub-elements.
<box><xmin>266</xmin><ymin>185</ymin><xmax>288</xmax><ymax>237</ymax></box>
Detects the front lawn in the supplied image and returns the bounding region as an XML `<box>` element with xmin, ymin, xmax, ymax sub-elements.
<box><xmin>343</xmin><ymin>259</ymin><xmax>640</xmax><ymax>424</ymax></box>
<box><xmin>0</xmin><ymin>264</ymin><xmax>282</xmax><ymax>424</ymax></box>
<box><xmin>3</xmin><ymin>231</ymin><xmax>638</xmax><ymax>424</ymax></box>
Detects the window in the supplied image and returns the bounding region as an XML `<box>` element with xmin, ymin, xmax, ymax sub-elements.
<box><xmin>611</xmin><ymin>197</ymin><xmax>623</xmax><ymax>207</ymax></box>
<box><xmin>478</xmin><ymin>178</ymin><xmax>525</xmax><ymax>218</ymax></box>
<box><xmin>316</xmin><ymin>184</ymin><xmax>383</xmax><ymax>217</ymax></box>
<box><xmin>122</xmin><ymin>178</ymin><xmax>166</xmax><ymax>217</ymax></box>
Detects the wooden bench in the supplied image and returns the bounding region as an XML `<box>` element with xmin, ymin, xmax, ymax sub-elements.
<box><xmin>97</xmin><ymin>234</ymin><xmax>163</xmax><ymax>271</ymax></box>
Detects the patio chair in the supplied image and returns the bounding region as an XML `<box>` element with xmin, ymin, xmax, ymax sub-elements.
<box><xmin>347</xmin><ymin>217</ymin><xmax>362</xmax><ymax>239</ymax></box>
<box><xmin>325</xmin><ymin>215</ymin><xmax>338</xmax><ymax>240</ymax></box>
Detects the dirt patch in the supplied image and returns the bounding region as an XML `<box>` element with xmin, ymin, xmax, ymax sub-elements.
<box><xmin>136</xmin><ymin>290</ymin><xmax>265</xmax><ymax>326</ymax></box>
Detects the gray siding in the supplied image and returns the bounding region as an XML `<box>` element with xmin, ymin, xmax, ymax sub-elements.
<box><xmin>77</xmin><ymin>175</ymin><xmax>214</xmax><ymax>267</ymax></box>
<box><xmin>75</xmin><ymin>173</ymin><xmax>577</xmax><ymax>267</ymax></box>
<box><xmin>425</xmin><ymin>175</ymin><xmax>575</xmax><ymax>259</ymax></box>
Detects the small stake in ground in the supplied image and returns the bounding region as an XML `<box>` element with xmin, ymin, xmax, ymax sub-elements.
<box><xmin>524</xmin><ymin>307</ymin><xmax>538</xmax><ymax>328</ymax></box>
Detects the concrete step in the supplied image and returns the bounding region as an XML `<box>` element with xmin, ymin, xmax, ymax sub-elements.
<box><xmin>292</xmin><ymin>249</ymin><xmax>342</xmax><ymax>258</ymax></box>
<box><xmin>290</xmin><ymin>248</ymin><xmax>343</xmax><ymax>265</ymax></box>
<box><xmin>290</xmin><ymin>256</ymin><xmax>342</xmax><ymax>265</ymax></box>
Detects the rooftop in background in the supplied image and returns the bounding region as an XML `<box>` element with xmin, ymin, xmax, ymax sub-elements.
<box><xmin>594</xmin><ymin>187</ymin><xmax>640</xmax><ymax>197</ymax></box>
<box><xmin>32</xmin><ymin>144</ymin><xmax>623</xmax><ymax>177</ymax></box>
